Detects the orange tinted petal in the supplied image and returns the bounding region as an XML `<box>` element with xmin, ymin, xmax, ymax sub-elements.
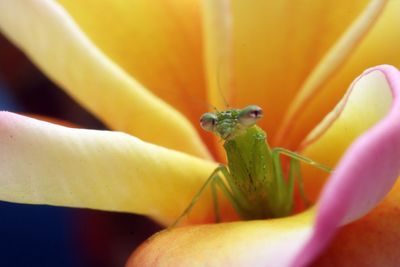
<box><xmin>313</xmin><ymin>178</ymin><xmax>400</xmax><ymax>266</ymax></box>
<box><xmin>282</xmin><ymin>0</ymin><xmax>400</xmax><ymax>148</ymax></box>
<box><xmin>275</xmin><ymin>0</ymin><xmax>387</xmax><ymax>147</ymax></box>
<box><xmin>202</xmin><ymin>0</ymin><xmax>234</xmax><ymax>160</ymax></box>
<box><xmin>128</xmin><ymin>210</ymin><xmax>315</xmax><ymax>267</ymax></box>
<box><xmin>203</xmin><ymin>0</ymin><xmax>234</xmax><ymax>109</ymax></box>
<box><xmin>229</xmin><ymin>0</ymin><xmax>371</xmax><ymax>139</ymax></box>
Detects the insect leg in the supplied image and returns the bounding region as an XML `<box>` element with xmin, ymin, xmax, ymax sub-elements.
<box><xmin>211</xmin><ymin>172</ymin><xmax>251</xmax><ymax>220</ymax></box>
<box><xmin>286</xmin><ymin>158</ymin><xmax>311</xmax><ymax>209</ymax></box>
<box><xmin>290</xmin><ymin>158</ymin><xmax>311</xmax><ymax>207</ymax></box>
<box><xmin>170</xmin><ymin>165</ymin><xmax>228</xmax><ymax>228</ymax></box>
<box><xmin>269</xmin><ymin>149</ymin><xmax>294</xmax><ymax>215</ymax></box>
<box><xmin>208</xmin><ymin>167</ymin><xmax>248</xmax><ymax>222</ymax></box>
<box><xmin>282</xmin><ymin>158</ymin><xmax>310</xmax><ymax>212</ymax></box>
<box><xmin>272</xmin><ymin>147</ymin><xmax>332</xmax><ymax>173</ymax></box>
<box><xmin>272</xmin><ymin>148</ymin><xmax>331</xmax><ymax>210</ymax></box>
<box><xmin>210</xmin><ymin>176</ymin><xmax>221</xmax><ymax>223</ymax></box>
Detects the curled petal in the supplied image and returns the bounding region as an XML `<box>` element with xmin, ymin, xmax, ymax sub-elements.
<box><xmin>275</xmin><ymin>0</ymin><xmax>388</xmax><ymax>147</ymax></box>
<box><xmin>294</xmin><ymin>65</ymin><xmax>400</xmax><ymax>266</ymax></box>
<box><xmin>314</xmin><ymin>178</ymin><xmax>400</xmax><ymax>266</ymax></box>
<box><xmin>0</xmin><ymin>113</ymin><xmax>216</xmax><ymax>225</ymax></box>
<box><xmin>281</xmin><ymin>0</ymin><xmax>400</xmax><ymax>149</ymax></box>
<box><xmin>0</xmin><ymin>0</ymin><xmax>210</xmax><ymax>158</ymax></box>
<box><xmin>301</xmin><ymin>66</ymin><xmax>393</xmax><ymax>200</ymax></box>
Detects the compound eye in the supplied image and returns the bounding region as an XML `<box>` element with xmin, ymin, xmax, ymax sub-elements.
<box><xmin>200</xmin><ymin>113</ymin><xmax>218</xmax><ymax>132</ymax></box>
<box><xmin>238</xmin><ymin>105</ymin><xmax>263</xmax><ymax>126</ymax></box>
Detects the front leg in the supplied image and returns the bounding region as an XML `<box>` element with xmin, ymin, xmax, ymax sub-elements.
<box><xmin>272</xmin><ymin>147</ymin><xmax>332</xmax><ymax>173</ymax></box>
<box><xmin>170</xmin><ymin>165</ymin><xmax>234</xmax><ymax>228</ymax></box>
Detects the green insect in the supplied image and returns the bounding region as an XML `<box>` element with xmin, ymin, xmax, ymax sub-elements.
<box><xmin>172</xmin><ymin>105</ymin><xmax>332</xmax><ymax>226</ymax></box>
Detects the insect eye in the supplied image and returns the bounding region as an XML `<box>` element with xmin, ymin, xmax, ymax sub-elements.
<box><xmin>200</xmin><ymin>113</ymin><xmax>218</xmax><ymax>132</ymax></box>
<box><xmin>238</xmin><ymin>105</ymin><xmax>263</xmax><ymax>126</ymax></box>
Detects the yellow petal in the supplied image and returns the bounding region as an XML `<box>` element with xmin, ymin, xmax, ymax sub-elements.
<box><xmin>0</xmin><ymin>0</ymin><xmax>210</xmax><ymax>158</ymax></box>
<box><xmin>301</xmin><ymin>68</ymin><xmax>393</xmax><ymax>201</ymax></box>
<box><xmin>203</xmin><ymin>0</ymin><xmax>234</xmax><ymax>109</ymax></box>
<box><xmin>57</xmin><ymin>0</ymin><xmax>210</xmax><ymax>143</ymax></box>
<box><xmin>275</xmin><ymin>0</ymin><xmax>387</xmax><ymax>147</ymax></box>
<box><xmin>128</xmin><ymin>209</ymin><xmax>315</xmax><ymax>267</ymax></box>
<box><xmin>280</xmin><ymin>0</ymin><xmax>400</xmax><ymax>148</ymax></box>
<box><xmin>201</xmin><ymin>0</ymin><xmax>234</xmax><ymax>159</ymax></box>
<box><xmin>0</xmin><ymin>112</ymin><xmax>217</xmax><ymax>225</ymax></box>
<box><xmin>228</xmin><ymin>0</ymin><xmax>373</xmax><ymax>139</ymax></box>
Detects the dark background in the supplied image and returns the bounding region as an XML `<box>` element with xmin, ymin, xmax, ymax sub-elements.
<box><xmin>0</xmin><ymin>33</ymin><xmax>161</xmax><ymax>267</ymax></box>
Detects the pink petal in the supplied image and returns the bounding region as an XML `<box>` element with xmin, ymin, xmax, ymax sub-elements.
<box><xmin>293</xmin><ymin>65</ymin><xmax>400</xmax><ymax>266</ymax></box>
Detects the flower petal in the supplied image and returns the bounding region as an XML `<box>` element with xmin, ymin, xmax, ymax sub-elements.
<box><xmin>0</xmin><ymin>0</ymin><xmax>210</xmax><ymax>158</ymax></box>
<box><xmin>57</xmin><ymin>0</ymin><xmax>209</xmax><ymax>133</ymax></box>
<box><xmin>127</xmin><ymin>209</ymin><xmax>315</xmax><ymax>267</ymax></box>
<box><xmin>275</xmin><ymin>0</ymin><xmax>387</xmax><ymax>147</ymax></box>
<box><xmin>314</xmin><ymin>179</ymin><xmax>400</xmax><ymax>266</ymax></box>
<box><xmin>228</xmin><ymin>0</ymin><xmax>374</xmax><ymax>138</ymax></box>
<box><xmin>0</xmin><ymin>112</ymin><xmax>217</xmax><ymax>225</ymax></box>
<box><xmin>293</xmin><ymin>65</ymin><xmax>400</xmax><ymax>266</ymax></box>
<box><xmin>201</xmin><ymin>0</ymin><xmax>234</xmax><ymax>159</ymax></box>
<box><xmin>203</xmin><ymin>0</ymin><xmax>234</xmax><ymax>109</ymax></box>
<box><xmin>301</xmin><ymin>66</ymin><xmax>394</xmax><ymax>201</ymax></box>
<box><xmin>279</xmin><ymin>0</ymin><xmax>400</xmax><ymax>148</ymax></box>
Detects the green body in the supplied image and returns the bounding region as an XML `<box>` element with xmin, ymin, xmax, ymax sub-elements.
<box><xmin>171</xmin><ymin>106</ymin><xmax>331</xmax><ymax>226</ymax></box>
<box><xmin>224</xmin><ymin>125</ymin><xmax>275</xmax><ymax>219</ymax></box>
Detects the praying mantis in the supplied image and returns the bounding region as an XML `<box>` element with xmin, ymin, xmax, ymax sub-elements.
<box><xmin>172</xmin><ymin>105</ymin><xmax>332</xmax><ymax>226</ymax></box>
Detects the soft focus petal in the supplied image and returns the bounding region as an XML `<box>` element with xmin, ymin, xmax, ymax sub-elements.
<box><xmin>294</xmin><ymin>65</ymin><xmax>400</xmax><ymax>266</ymax></box>
<box><xmin>201</xmin><ymin>0</ymin><xmax>234</xmax><ymax>159</ymax></box>
<box><xmin>229</xmin><ymin>0</ymin><xmax>373</xmax><ymax>138</ymax></box>
<box><xmin>0</xmin><ymin>0</ymin><xmax>210</xmax><ymax>158</ymax></box>
<box><xmin>0</xmin><ymin>112</ymin><xmax>217</xmax><ymax>225</ymax></box>
<box><xmin>56</xmin><ymin>0</ymin><xmax>211</xmax><ymax>143</ymax></box>
<box><xmin>203</xmin><ymin>0</ymin><xmax>234</xmax><ymax>109</ymax></box>
<box><xmin>128</xmin><ymin>210</ymin><xmax>315</xmax><ymax>267</ymax></box>
<box><xmin>275</xmin><ymin>0</ymin><xmax>387</xmax><ymax>147</ymax></box>
<box><xmin>280</xmin><ymin>0</ymin><xmax>400</xmax><ymax>148</ymax></box>
<box><xmin>314</xmin><ymin>179</ymin><xmax>400</xmax><ymax>266</ymax></box>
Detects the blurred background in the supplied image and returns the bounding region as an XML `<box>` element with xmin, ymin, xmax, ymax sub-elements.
<box><xmin>0</xmin><ymin>32</ymin><xmax>161</xmax><ymax>267</ymax></box>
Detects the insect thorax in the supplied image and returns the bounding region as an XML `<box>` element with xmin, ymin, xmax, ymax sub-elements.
<box><xmin>222</xmin><ymin>126</ymin><xmax>276</xmax><ymax>219</ymax></box>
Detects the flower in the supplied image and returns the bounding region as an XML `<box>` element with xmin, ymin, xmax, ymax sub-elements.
<box><xmin>0</xmin><ymin>0</ymin><xmax>400</xmax><ymax>266</ymax></box>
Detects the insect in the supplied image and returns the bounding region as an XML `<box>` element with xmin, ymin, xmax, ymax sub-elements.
<box><xmin>172</xmin><ymin>105</ymin><xmax>332</xmax><ymax>226</ymax></box>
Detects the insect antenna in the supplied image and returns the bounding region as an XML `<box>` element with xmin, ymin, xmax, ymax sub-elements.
<box><xmin>216</xmin><ymin>61</ymin><xmax>230</xmax><ymax>110</ymax></box>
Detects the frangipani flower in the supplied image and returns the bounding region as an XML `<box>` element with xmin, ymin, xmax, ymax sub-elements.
<box><xmin>0</xmin><ymin>0</ymin><xmax>400</xmax><ymax>266</ymax></box>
